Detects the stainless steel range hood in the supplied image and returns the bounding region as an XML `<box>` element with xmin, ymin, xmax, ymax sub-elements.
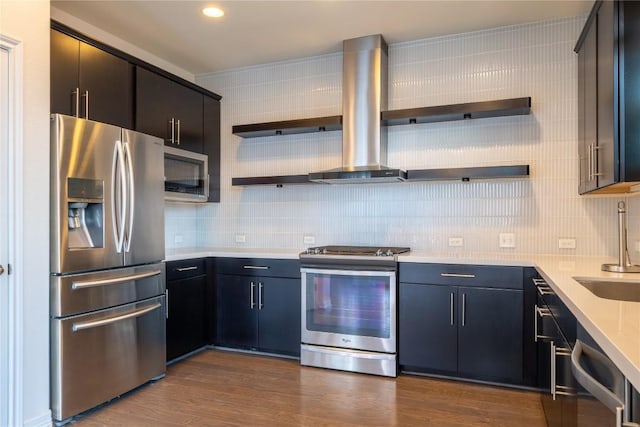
<box><xmin>309</xmin><ymin>35</ymin><xmax>406</xmax><ymax>184</ymax></box>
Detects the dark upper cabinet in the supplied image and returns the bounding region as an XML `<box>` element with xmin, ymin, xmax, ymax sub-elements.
<box><xmin>135</xmin><ymin>67</ymin><xmax>204</xmax><ymax>153</ymax></box>
<box><xmin>203</xmin><ymin>96</ymin><xmax>221</xmax><ymax>202</ymax></box>
<box><xmin>576</xmin><ymin>0</ymin><xmax>640</xmax><ymax>194</ymax></box>
<box><xmin>50</xmin><ymin>28</ymin><xmax>133</xmax><ymax>129</ymax></box>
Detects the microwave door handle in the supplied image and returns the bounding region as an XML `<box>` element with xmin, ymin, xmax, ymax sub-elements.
<box><xmin>111</xmin><ymin>141</ymin><xmax>126</xmax><ymax>252</ymax></box>
<box><xmin>123</xmin><ymin>141</ymin><xmax>135</xmax><ymax>252</ymax></box>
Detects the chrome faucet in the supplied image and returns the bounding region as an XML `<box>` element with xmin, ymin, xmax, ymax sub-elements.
<box><xmin>602</xmin><ymin>201</ymin><xmax>640</xmax><ymax>273</ymax></box>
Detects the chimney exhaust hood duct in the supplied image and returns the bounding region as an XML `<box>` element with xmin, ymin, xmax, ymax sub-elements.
<box><xmin>309</xmin><ymin>34</ymin><xmax>406</xmax><ymax>184</ymax></box>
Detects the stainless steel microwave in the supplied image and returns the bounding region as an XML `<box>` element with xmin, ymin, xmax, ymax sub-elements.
<box><xmin>164</xmin><ymin>146</ymin><xmax>209</xmax><ymax>202</ymax></box>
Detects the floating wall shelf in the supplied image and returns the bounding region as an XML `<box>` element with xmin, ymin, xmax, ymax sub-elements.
<box><xmin>232</xmin><ymin>97</ymin><xmax>531</xmax><ymax>138</ymax></box>
<box><xmin>381</xmin><ymin>97</ymin><xmax>531</xmax><ymax>126</ymax></box>
<box><xmin>232</xmin><ymin>116</ymin><xmax>342</xmax><ymax>138</ymax></box>
<box><xmin>232</xmin><ymin>165</ymin><xmax>530</xmax><ymax>187</ymax></box>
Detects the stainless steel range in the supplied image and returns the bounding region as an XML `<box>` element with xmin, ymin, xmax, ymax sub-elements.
<box><xmin>300</xmin><ymin>245</ymin><xmax>409</xmax><ymax>377</ymax></box>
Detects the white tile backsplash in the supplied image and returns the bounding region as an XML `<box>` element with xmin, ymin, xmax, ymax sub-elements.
<box><xmin>164</xmin><ymin>16</ymin><xmax>638</xmax><ymax>259</ymax></box>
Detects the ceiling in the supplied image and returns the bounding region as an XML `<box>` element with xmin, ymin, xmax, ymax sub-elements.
<box><xmin>51</xmin><ymin>1</ymin><xmax>593</xmax><ymax>76</ymax></box>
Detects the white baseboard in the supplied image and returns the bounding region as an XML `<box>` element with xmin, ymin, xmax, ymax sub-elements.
<box><xmin>23</xmin><ymin>411</ymin><xmax>52</xmax><ymax>427</ymax></box>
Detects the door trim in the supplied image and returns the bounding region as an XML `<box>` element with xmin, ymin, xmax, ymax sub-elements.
<box><xmin>0</xmin><ymin>33</ymin><xmax>24</xmax><ymax>427</ymax></box>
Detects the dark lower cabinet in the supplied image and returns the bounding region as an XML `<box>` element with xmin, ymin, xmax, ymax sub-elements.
<box><xmin>166</xmin><ymin>259</ymin><xmax>208</xmax><ymax>362</ymax></box>
<box><xmin>399</xmin><ymin>263</ymin><xmax>527</xmax><ymax>386</ymax></box>
<box><xmin>399</xmin><ymin>283</ymin><xmax>457</xmax><ymax>373</ymax></box>
<box><xmin>216</xmin><ymin>274</ymin><xmax>257</xmax><ymax>349</ymax></box>
<box><xmin>457</xmin><ymin>286</ymin><xmax>523</xmax><ymax>382</ymax></box>
<box><xmin>215</xmin><ymin>258</ymin><xmax>301</xmax><ymax>357</ymax></box>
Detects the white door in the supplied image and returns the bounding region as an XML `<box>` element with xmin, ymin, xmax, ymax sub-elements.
<box><xmin>0</xmin><ymin>40</ymin><xmax>17</xmax><ymax>426</ymax></box>
<box><xmin>0</xmin><ymin>44</ymin><xmax>9</xmax><ymax>425</ymax></box>
<box><xmin>0</xmin><ymin>44</ymin><xmax>10</xmax><ymax>427</ymax></box>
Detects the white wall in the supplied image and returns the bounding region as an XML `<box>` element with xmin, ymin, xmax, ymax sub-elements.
<box><xmin>0</xmin><ymin>1</ymin><xmax>51</xmax><ymax>426</ymax></box>
<box><xmin>187</xmin><ymin>16</ymin><xmax>634</xmax><ymax>259</ymax></box>
<box><xmin>50</xmin><ymin>7</ymin><xmax>195</xmax><ymax>82</ymax></box>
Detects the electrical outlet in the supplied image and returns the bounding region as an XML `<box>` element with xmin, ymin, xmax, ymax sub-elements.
<box><xmin>174</xmin><ymin>234</ymin><xmax>183</xmax><ymax>244</ymax></box>
<box><xmin>448</xmin><ymin>237</ymin><xmax>464</xmax><ymax>247</ymax></box>
<box><xmin>303</xmin><ymin>235</ymin><xmax>315</xmax><ymax>244</ymax></box>
<box><xmin>499</xmin><ymin>233</ymin><xmax>516</xmax><ymax>248</ymax></box>
<box><xmin>558</xmin><ymin>238</ymin><xmax>576</xmax><ymax>249</ymax></box>
<box><xmin>235</xmin><ymin>234</ymin><xmax>246</xmax><ymax>243</ymax></box>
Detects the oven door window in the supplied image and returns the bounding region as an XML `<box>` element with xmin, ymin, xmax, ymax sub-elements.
<box><xmin>304</xmin><ymin>270</ymin><xmax>393</xmax><ymax>339</ymax></box>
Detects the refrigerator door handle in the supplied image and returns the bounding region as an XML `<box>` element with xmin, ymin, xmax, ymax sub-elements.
<box><xmin>71</xmin><ymin>269</ymin><xmax>163</xmax><ymax>290</ymax></box>
<box><xmin>111</xmin><ymin>140</ymin><xmax>126</xmax><ymax>252</ymax></box>
<box><xmin>71</xmin><ymin>303</ymin><xmax>162</xmax><ymax>332</ymax></box>
<box><xmin>123</xmin><ymin>140</ymin><xmax>135</xmax><ymax>252</ymax></box>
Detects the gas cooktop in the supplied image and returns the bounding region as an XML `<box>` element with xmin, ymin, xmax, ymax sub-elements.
<box><xmin>301</xmin><ymin>245</ymin><xmax>410</xmax><ymax>257</ymax></box>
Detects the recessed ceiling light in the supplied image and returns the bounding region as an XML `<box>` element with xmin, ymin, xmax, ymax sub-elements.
<box><xmin>202</xmin><ymin>6</ymin><xmax>224</xmax><ymax>18</ymax></box>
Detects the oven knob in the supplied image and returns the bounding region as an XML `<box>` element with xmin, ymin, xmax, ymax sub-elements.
<box><xmin>375</xmin><ymin>249</ymin><xmax>383</xmax><ymax>256</ymax></box>
<box><xmin>386</xmin><ymin>249</ymin><xmax>393</xmax><ymax>256</ymax></box>
<box><xmin>321</xmin><ymin>248</ymin><xmax>327</xmax><ymax>254</ymax></box>
<box><xmin>314</xmin><ymin>248</ymin><xmax>321</xmax><ymax>254</ymax></box>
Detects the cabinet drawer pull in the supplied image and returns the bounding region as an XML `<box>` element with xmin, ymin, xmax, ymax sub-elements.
<box><xmin>551</xmin><ymin>341</ymin><xmax>574</xmax><ymax>400</ymax></box>
<box><xmin>169</xmin><ymin>118</ymin><xmax>175</xmax><ymax>144</ymax></box>
<box><xmin>259</xmin><ymin>282</ymin><xmax>263</xmax><ymax>310</ymax></box>
<box><xmin>176</xmin><ymin>266</ymin><xmax>198</xmax><ymax>272</ymax></box>
<box><xmin>534</xmin><ymin>305</ymin><xmax>553</xmax><ymax>342</ymax></box>
<box><xmin>243</xmin><ymin>265</ymin><xmax>269</xmax><ymax>270</ymax></box>
<box><xmin>176</xmin><ymin>119</ymin><xmax>181</xmax><ymax>145</ymax></box>
<box><xmin>441</xmin><ymin>273</ymin><xmax>475</xmax><ymax>278</ymax></box>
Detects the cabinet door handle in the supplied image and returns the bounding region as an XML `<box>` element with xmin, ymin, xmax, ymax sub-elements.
<box><xmin>534</xmin><ymin>304</ymin><xmax>554</xmax><ymax>342</ymax></box>
<box><xmin>461</xmin><ymin>293</ymin><xmax>466</xmax><ymax>326</ymax></box>
<box><xmin>176</xmin><ymin>266</ymin><xmax>198</xmax><ymax>272</ymax></box>
<box><xmin>587</xmin><ymin>143</ymin><xmax>593</xmax><ymax>180</ymax></box>
<box><xmin>243</xmin><ymin>265</ymin><xmax>269</xmax><ymax>270</ymax></box>
<box><xmin>250</xmin><ymin>282</ymin><xmax>255</xmax><ymax>309</ymax></box>
<box><xmin>165</xmin><ymin>289</ymin><xmax>169</xmax><ymax>319</ymax></box>
<box><xmin>441</xmin><ymin>273</ymin><xmax>475</xmax><ymax>278</ymax></box>
<box><xmin>259</xmin><ymin>282</ymin><xmax>263</xmax><ymax>310</ymax></box>
<box><xmin>72</xmin><ymin>87</ymin><xmax>80</xmax><ymax>117</ymax></box>
<box><xmin>169</xmin><ymin>118</ymin><xmax>175</xmax><ymax>144</ymax></box>
<box><xmin>82</xmin><ymin>90</ymin><xmax>89</xmax><ymax>119</ymax></box>
<box><xmin>176</xmin><ymin>119</ymin><xmax>181</xmax><ymax>145</ymax></box>
<box><xmin>550</xmin><ymin>340</ymin><xmax>573</xmax><ymax>400</ymax></box>
<box><xmin>450</xmin><ymin>292</ymin><xmax>455</xmax><ymax>326</ymax></box>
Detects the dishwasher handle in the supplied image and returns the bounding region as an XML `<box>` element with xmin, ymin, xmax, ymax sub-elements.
<box><xmin>571</xmin><ymin>340</ymin><xmax>639</xmax><ymax>427</ymax></box>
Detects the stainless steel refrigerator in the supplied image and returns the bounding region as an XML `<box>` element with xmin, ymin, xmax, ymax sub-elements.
<box><xmin>50</xmin><ymin>114</ymin><xmax>166</xmax><ymax>424</ymax></box>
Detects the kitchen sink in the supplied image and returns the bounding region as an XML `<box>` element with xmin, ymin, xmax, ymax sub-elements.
<box><xmin>573</xmin><ymin>277</ymin><xmax>640</xmax><ymax>302</ymax></box>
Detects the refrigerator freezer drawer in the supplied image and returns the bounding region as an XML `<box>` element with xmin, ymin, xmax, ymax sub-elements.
<box><xmin>51</xmin><ymin>263</ymin><xmax>165</xmax><ymax>317</ymax></box>
<box><xmin>51</xmin><ymin>295</ymin><xmax>166</xmax><ymax>422</ymax></box>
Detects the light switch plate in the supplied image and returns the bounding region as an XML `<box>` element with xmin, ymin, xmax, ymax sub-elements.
<box><xmin>499</xmin><ymin>233</ymin><xmax>516</xmax><ymax>248</ymax></box>
<box><xmin>174</xmin><ymin>234</ymin><xmax>183</xmax><ymax>244</ymax></box>
<box><xmin>558</xmin><ymin>238</ymin><xmax>576</xmax><ymax>249</ymax></box>
<box><xmin>303</xmin><ymin>235</ymin><xmax>315</xmax><ymax>244</ymax></box>
<box><xmin>235</xmin><ymin>234</ymin><xmax>246</xmax><ymax>243</ymax></box>
<box><xmin>448</xmin><ymin>237</ymin><xmax>464</xmax><ymax>247</ymax></box>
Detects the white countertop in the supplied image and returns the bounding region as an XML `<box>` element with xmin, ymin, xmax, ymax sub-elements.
<box><xmin>165</xmin><ymin>247</ymin><xmax>640</xmax><ymax>389</ymax></box>
<box><xmin>165</xmin><ymin>247</ymin><xmax>300</xmax><ymax>261</ymax></box>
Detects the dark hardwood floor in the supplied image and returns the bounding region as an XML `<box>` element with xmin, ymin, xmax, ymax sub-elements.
<box><xmin>70</xmin><ymin>349</ymin><xmax>546</xmax><ymax>427</ymax></box>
